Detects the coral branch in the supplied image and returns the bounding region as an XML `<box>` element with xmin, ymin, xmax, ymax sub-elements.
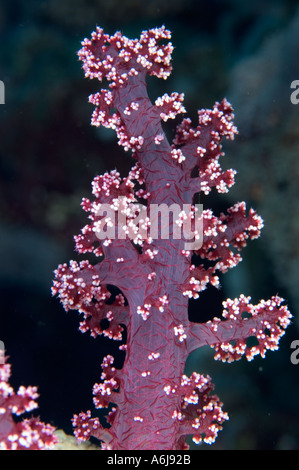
<box><xmin>72</xmin><ymin>410</ymin><xmax>113</xmax><ymax>448</ymax></box>
<box><xmin>181</xmin><ymin>202</ymin><xmax>264</xmax><ymax>299</ymax></box>
<box><xmin>188</xmin><ymin>295</ymin><xmax>291</xmax><ymax>361</ymax></box>
<box><xmin>176</xmin><ymin>373</ymin><xmax>228</xmax><ymax>445</ymax></box>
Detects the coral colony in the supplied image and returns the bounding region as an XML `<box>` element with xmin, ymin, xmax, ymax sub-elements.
<box><xmin>0</xmin><ymin>357</ymin><xmax>57</xmax><ymax>449</ymax></box>
<box><xmin>51</xmin><ymin>26</ymin><xmax>292</xmax><ymax>450</ymax></box>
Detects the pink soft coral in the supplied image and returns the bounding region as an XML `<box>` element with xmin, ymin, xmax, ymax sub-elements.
<box><xmin>0</xmin><ymin>357</ymin><xmax>57</xmax><ymax>450</ymax></box>
<box><xmin>53</xmin><ymin>26</ymin><xmax>291</xmax><ymax>450</ymax></box>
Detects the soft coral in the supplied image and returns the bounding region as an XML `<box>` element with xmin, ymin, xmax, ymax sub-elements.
<box><xmin>52</xmin><ymin>26</ymin><xmax>291</xmax><ymax>450</ymax></box>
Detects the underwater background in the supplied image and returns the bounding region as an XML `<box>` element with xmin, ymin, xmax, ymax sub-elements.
<box><xmin>0</xmin><ymin>0</ymin><xmax>299</xmax><ymax>449</ymax></box>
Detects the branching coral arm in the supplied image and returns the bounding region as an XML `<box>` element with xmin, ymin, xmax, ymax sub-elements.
<box><xmin>188</xmin><ymin>295</ymin><xmax>292</xmax><ymax>361</ymax></box>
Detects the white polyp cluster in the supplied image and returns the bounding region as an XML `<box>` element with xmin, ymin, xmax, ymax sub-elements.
<box><xmin>127</xmin><ymin>162</ymin><xmax>144</xmax><ymax>185</ymax></box>
<box><xmin>93</xmin><ymin>216</ymin><xmax>114</xmax><ymax>235</ymax></box>
<box><xmin>180</xmin><ymin>373</ymin><xmax>210</xmax><ymax>406</ymax></box>
<box><xmin>133</xmin><ymin>416</ymin><xmax>144</xmax><ymax>422</ymax></box>
<box><xmin>72</xmin><ymin>410</ymin><xmax>101</xmax><ymax>443</ymax></box>
<box><xmin>199</xmin><ymin>161</ymin><xmax>231</xmax><ymax>195</ymax></box>
<box><xmin>93</xmin><ymin>377</ymin><xmax>118</xmax><ymax>407</ymax></box>
<box><xmin>222</xmin><ymin>294</ymin><xmax>252</xmax><ymax>320</ymax></box>
<box><xmin>103</xmin><ymin>238</ymin><xmax>112</xmax><ymax>247</ymax></box>
<box><xmin>129</xmin><ymin>136</ymin><xmax>144</xmax><ymax>150</ymax></box>
<box><xmin>90</xmin><ymin>89</ymin><xmax>113</xmax><ymax>107</ymax></box>
<box><xmin>92</xmin><ymin>170</ymin><xmax>121</xmax><ymax>198</ymax></box>
<box><xmin>147</xmin><ymin>272</ymin><xmax>156</xmax><ymax>281</ymax></box>
<box><xmin>155</xmin><ymin>92</ymin><xmax>186</xmax><ymax>121</ymax></box>
<box><xmin>148</xmin><ymin>352</ymin><xmax>160</xmax><ymax>361</ymax></box>
<box><xmin>196</xmin><ymin>146</ymin><xmax>206</xmax><ymax>157</ymax></box>
<box><xmin>135</xmin><ymin>189</ymin><xmax>151</xmax><ymax>199</ymax></box>
<box><xmin>171</xmin><ymin>148</ymin><xmax>185</xmax><ymax>163</ymax></box>
<box><xmin>158</xmin><ymin>295</ymin><xmax>169</xmax><ymax>312</ymax></box>
<box><xmin>171</xmin><ymin>410</ymin><xmax>183</xmax><ymax>420</ymax></box>
<box><xmin>106</xmin><ymin>311</ymin><xmax>113</xmax><ymax>321</ymax></box>
<box><xmin>181</xmin><ymin>249</ymin><xmax>191</xmax><ymax>257</ymax></box>
<box><xmin>182</xmin><ymin>276</ymin><xmax>202</xmax><ymax>299</ymax></box>
<box><xmin>154</xmin><ymin>133</ymin><xmax>164</xmax><ymax>145</ymax></box>
<box><xmin>136</xmin><ymin>54</ymin><xmax>154</xmax><ymax>70</ymax></box>
<box><xmin>137</xmin><ymin>303</ymin><xmax>152</xmax><ymax>321</ymax></box>
<box><xmin>13</xmin><ymin>386</ymin><xmax>39</xmax><ymax>415</ymax></box>
<box><xmin>173</xmin><ymin>324</ymin><xmax>187</xmax><ymax>342</ymax></box>
<box><xmin>163</xmin><ymin>384</ymin><xmax>177</xmax><ymax>395</ymax></box>
<box><xmin>144</xmin><ymin>248</ymin><xmax>159</xmax><ymax>259</ymax></box>
<box><xmin>141</xmin><ymin>371</ymin><xmax>151</xmax><ymax>377</ymax></box>
<box><xmin>117</xmin><ymin>130</ymin><xmax>145</xmax><ymax>152</ymax></box>
<box><xmin>90</xmin><ymin>98</ymin><xmax>121</xmax><ymax>130</ymax></box>
<box><xmin>123</xmin><ymin>101</ymin><xmax>139</xmax><ymax>115</ymax></box>
<box><xmin>175</xmin><ymin>210</ymin><xmax>187</xmax><ymax>228</ymax></box>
